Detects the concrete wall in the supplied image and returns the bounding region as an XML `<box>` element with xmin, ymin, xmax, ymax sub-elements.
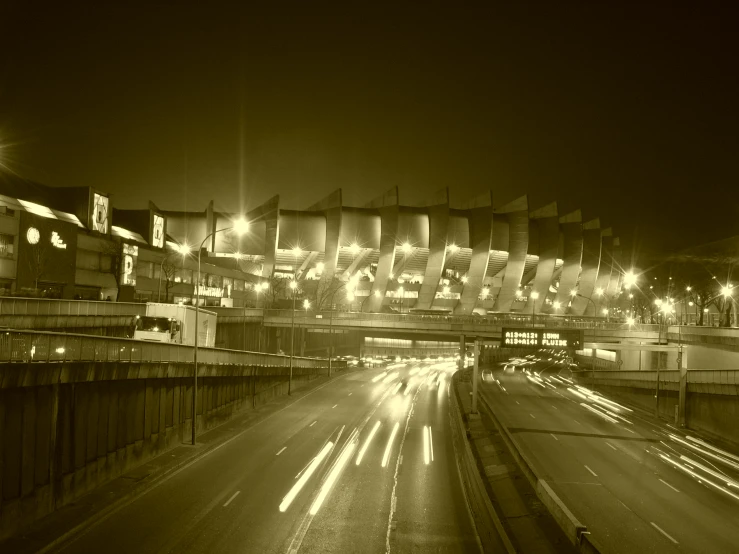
<box><xmin>0</xmin><ymin>358</ymin><xmax>335</xmax><ymax>540</ymax></box>
<box><xmin>573</xmin><ymin>369</ymin><xmax>739</xmax><ymax>446</ymax></box>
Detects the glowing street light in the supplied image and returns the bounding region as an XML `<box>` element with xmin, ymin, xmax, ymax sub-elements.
<box><xmin>461</xmin><ymin>276</ymin><xmax>468</xmax><ymax>284</ymax></box>
<box><xmin>401</xmin><ymin>242</ymin><xmax>412</xmax><ymax>254</ymax></box>
<box><xmin>722</xmin><ymin>285</ymin><xmax>733</xmax><ymax>297</ymax></box>
<box><xmin>569</xmin><ymin>289</ymin><xmax>578</xmax><ymax>298</ymax></box>
<box><xmin>595</xmin><ymin>287</ymin><xmax>604</xmax><ymax>296</ymax></box>
<box><xmin>530</xmin><ymin>291</ymin><xmax>540</xmax><ymax>328</ymax></box>
<box><xmin>627</xmin><ymin>317</ymin><xmax>635</xmax><ymax>326</ymax></box>
<box><xmin>374</xmin><ymin>290</ymin><xmax>381</xmax><ymax>298</ymax></box>
<box><xmin>481</xmin><ymin>287</ymin><xmax>490</xmax><ymax>299</ymax></box>
<box><xmin>191</xmin><ymin>216</ymin><xmax>249</xmax><ymax>445</ymax></box>
<box><xmin>349</xmin><ymin>243</ymin><xmax>361</xmax><ymax>255</ymax></box>
<box><xmin>623</xmin><ymin>271</ymin><xmax>637</xmax><ymax>289</ymax></box>
<box><xmin>553</xmin><ymin>301</ymin><xmax>561</xmax><ymax>311</ymax></box>
<box><xmin>448</xmin><ymin>244</ymin><xmax>459</xmax><ymax>253</ymax></box>
<box><xmin>303</xmin><ymin>299</ymin><xmax>311</xmax><ymax>310</ymax></box>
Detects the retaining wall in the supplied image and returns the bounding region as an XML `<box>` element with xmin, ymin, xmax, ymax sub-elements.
<box><xmin>0</xmin><ymin>359</ymin><xmax>335</xmax><ymax>540</ymax></box>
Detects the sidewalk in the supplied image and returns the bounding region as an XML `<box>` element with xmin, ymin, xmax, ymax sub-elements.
<box><xmin>455</xmin><ymin>371</ymin><xmax>574</xmax><ymax>554</ymax></box>
<box><xmin>1</xmin><ymin>370</ymin><xmax>351</xmax><ymax>554</ymax></box>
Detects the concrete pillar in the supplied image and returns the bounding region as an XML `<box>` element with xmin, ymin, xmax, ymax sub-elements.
<box><xmin>459</xmin><ymin>334</ymin><xmax>465</xmax><ymax>370</ymax></box>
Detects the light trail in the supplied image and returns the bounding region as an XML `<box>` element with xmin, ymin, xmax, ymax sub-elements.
<box><xmin>356</xmin><ymin>421</ymin><xmax>381</xmax><ymax>465</ymax></box>
<box><xmin>310</xmin><ymin>440</ymin><xmax>357</xmax><ymax>515</ymax></box>
<box><xmin>372</xmin><ymin>371</ymin><xmax>387</xmax><ymax>383</ymax></box>
<box><xmin>382</xmin><ymin>422</ymin><xmax>400</xmax><ymax>467</ymax></box>
<box><xmin>279</xmin><ymin>441</ymin><xmax>333</xmax><ymax>512</ymax></box>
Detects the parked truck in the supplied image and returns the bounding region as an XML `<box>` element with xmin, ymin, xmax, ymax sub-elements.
<box><xmin>133</xmin><ymin>302</ymin><xmax>217</xmax><ymax>347</ymax></box>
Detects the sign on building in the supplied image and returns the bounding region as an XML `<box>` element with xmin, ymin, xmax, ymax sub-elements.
<box><xmin>92</xmin><ymin>192</ymin><xmax>110</xmax><ymax>233</ymax></box>
<box><xmin>151</xmin><ymin>213</ymin><xmax>165</xmax><ymax>248</ymax></box>
<box><xmin>121</xmin><ymin>244</ymin><xmax>139</xmax><ymax>286</ymax></box>
<box><xmin>501</xmin><ymin>327</ymin><xmax>583</xmax><ymax>349</ymax></box>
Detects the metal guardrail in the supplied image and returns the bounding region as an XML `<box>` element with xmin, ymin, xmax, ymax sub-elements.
<box><xmin>0</xmin><ymin>297</ymin><xmax>147</xmax><ymax>317</ymax></box>
<box><xmin>0</xmin><ymin>329</ymin><xmax>331</xmax><ymax>368</ymax></box>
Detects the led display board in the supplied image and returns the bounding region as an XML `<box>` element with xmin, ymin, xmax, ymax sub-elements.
<box><xmin>501</xmin><ymin>328</ymin><xmax>583</xmax><ymax>349</ymax></box>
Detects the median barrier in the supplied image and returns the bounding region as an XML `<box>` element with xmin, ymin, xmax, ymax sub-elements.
<box><xmin>449</xmin><ymin>372</ymin><xmax>515</xmax><ymax>554</ymax></box>
<box><xmin>477</xmin><ymin>392</ymin><xmax>601</xmax><ymax>553</ymax></box>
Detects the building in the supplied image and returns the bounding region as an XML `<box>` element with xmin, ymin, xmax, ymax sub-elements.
<box><xmin>0</xmin><ymin>177</ymin><xmax>628</xmax><ymax>314</ymax></box>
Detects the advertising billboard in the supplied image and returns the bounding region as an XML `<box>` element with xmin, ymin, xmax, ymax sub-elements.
<box><xmin>17</xmin><ymin>211</ymin><xmax>77</xmax><ymax>296</ymax></box>
<box><xmin>501</xmin><ymin>327</ymin><xmax>583</xmax><ymax>349</ymax></box>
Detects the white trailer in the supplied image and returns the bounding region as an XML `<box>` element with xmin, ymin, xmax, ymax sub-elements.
<box><xmin>133</xmin><ymin>303</ymin><xmax>217</xmax><ymax>347</ymax></box>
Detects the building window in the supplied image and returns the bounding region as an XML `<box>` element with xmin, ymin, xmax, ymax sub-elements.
<box><xmin>0</xmin><ymin>234</ymin><xmax>14</xmax><ymax>258</ymax></box>
<box><xmin>0</xmin><ymin>206</ymin><xmax>15</xmax><ymax>217</ymax></box>
<box><xmin>208</xmin><ymin>274</ymin><xmax>223</xmax><ymax>288</ymax></box>
<box><xmin>175</xmin><ymin>268</ymin><xmax>193</xmax><ymax>284</ymax></box>
<box><xmin>234</xmin><ymin>279</ymin><xmax>245</xmax><ymax>291</ymax></box>
<box><xmin>137</xmin><ymin>260</ymin><xmax>153</xmax><ymax>279</ymax></box>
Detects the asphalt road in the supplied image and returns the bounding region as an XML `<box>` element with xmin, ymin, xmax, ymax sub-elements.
<box><xmin>55</xmin><ymin>363</ymin><xmax>481</xmax><ymax>554</ymax></box>
<box><xmin>481</xmin><ymin>354</ymin><xmax>739</xmax><ymax>554</ymax></box>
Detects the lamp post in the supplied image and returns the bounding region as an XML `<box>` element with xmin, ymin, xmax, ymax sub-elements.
<box><xmin>288</xmin><ymin>279</ymin><xmax>298</xmax><ymax>395</ymax></box>
<box><xmin>157</xmin><ymin>244</ymin><xmax>189</xmax><ymax>302</ymax></box>
<box><xmin>327</xmin><ymin>282</ymin><xmax>351</xmax><ymax>378</ymax></box>
<box><xmin>192</xmin><ymin>217</ymin><xmax>249</xmax><ymax>445</ymax></box>
<box><xmin>530</xmin><ymin>291</ymin><xmax>539</xmax><ymax>327</ymax></box>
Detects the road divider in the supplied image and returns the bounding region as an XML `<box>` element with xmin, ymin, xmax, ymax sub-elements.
<box><xmin>449</xmin><ymin>373</ymin><xmax>516</xmax><ymax>554</ymax></box>
<box><xmin>477</xmin><ymin>390</ymin><xmax>602</xmax><ymax>553</ymax></box>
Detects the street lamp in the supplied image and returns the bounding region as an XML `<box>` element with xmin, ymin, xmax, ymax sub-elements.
<box><xmin>288</xmin><ymin>279</ymin><xmax>298</xmax><ymax>394</ymax></box>
<box><xmin>157</xmin><ymin>243</ymin><xmax>190</xmax><ymax>302</ymax></box>
<box><xmin>192</xmin><ymin>216</ymin><xmax>249</xmax><ymax>445</ymax></box>
<box><xmin>530</xmin><ymin>291</ymin><xmax>539</xmax><ymax>327</ymax></box>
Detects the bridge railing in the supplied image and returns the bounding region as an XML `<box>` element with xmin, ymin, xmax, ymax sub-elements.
<box><xmin>0</xmin><ymin>329</ymin><xmax>331</xmax><ymax>368</ymax></box>
<box><xmin>263</xmin><ymin>309</ymin><xmax>660</xmax><ymax>332</ymax></box>
<box><xmin>0</xmin><ymin>296</ymin><xmax>146</xmax><ymax>317</ymax></box>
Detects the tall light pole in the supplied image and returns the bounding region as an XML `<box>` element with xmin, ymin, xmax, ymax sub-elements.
<box><xmin>288</xmin><ymin>279</ymin><xmax>298</xmax><ymax>394</ymax></box>
<box><xmin>530</xmin><ymin>291</ymin><xmax>539</xmax><ymax>327</ymax></box>
<box><xmin>192</xmin><ymin>217</ymin><xmax>249</xmax><ymax>445</ymax></box>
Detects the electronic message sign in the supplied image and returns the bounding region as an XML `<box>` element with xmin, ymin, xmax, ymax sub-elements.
<box><xmin>501</xmin><ymin>328</ymin><xmax>583</xmax><ymax>349</ymax></box>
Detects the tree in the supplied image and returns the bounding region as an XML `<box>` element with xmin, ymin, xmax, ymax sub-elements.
<box><xmin>263</xmin><ymin>274</ymin><xmax>288</xmax><ymax>308</ymax></box>
<box><xmin>101</xmin><ymin>239</ymin><xmax>123</xmax><ymax>289</ymax></box>
<box><xmin>310</xmin><ymin>277</ymin><xmax>347</xmax><ymax>312</ymax></box>
<box><xmin>161</xmin><ymin>257</ymin><xmax>178</xmax><ymax>302</ymax></box>
<box><xmin>25</xmin><ymin>239</ymin><xmax>51</xmax><ymax>293</ymax></box>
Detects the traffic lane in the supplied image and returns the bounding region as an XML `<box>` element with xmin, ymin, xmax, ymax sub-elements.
<box><xmin>55</xmin><ymin>367</ymin><xmax>390</xmax><ymax>554</ymax></box>
<box><xmin>390</xmin><ymin>375</ymin><xmax>481</xmax><ymax>554</ymax></box>
<box><xmin>484</xmin><ymin>369</ymin><xmax>739</xmax><ymax>553</ymax></box>
<box><xmin>173</xmin><ymin>379</ymin><xmax>397</xmax><ymax>554</ymax></box>
<box><xmin>298</xmin><ymin>367</ymin><xmax>479</xmax><ymax>554</ymax></box>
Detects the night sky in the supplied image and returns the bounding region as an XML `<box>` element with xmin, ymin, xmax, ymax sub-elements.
<box><xmin>1</xmin><ymin>2</ymin><xmax>737</xmax><ymax>263</ymax></box>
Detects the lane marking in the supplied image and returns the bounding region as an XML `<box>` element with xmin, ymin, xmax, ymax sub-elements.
<box><xmin>584</xmin><ymin>465</ymin><xmax>598</xmax><ymax>477</ymax></box>
<box><xmin>651</xmin><ymin>522</ymin><xmax>679</xmax><ymax>544</ymax></box>
<box><xmin>515</xmin><ymin>401</ymin><xmax>520</xmax><ymax>405</ymax></box>
<box><xmin>529</xmin><ymin>413</ymin><xmax>535</xmax><ymax>419</ymax></box>
<box><xmin>605</xmin><ymin>442</ymin><xmax>617</xmax><ymax>451</ymax></box>
<box><xmin>309</xmin><ymin>421</ymin><xmax>316</xmax><ymax>427</ymax></box>
<box><xmin>348</xmin><ymin>392</ymin><xmax>353</xmax><ymax>396</ymax></box>
<box><xmin>332</xmin><ymin>404</ymin><xmax>338</xmax><ymax>409</ymax></box>
<box><xmin>223</xmin><ymin>491</ymin><xmax>241</xmax><ymax>507</ymax></box>
<box><xmin>659</xmin><ymin>478</ymin><xmax>680</xmax><ymax>493</ymax></box>
<box><xmin>429</xmin><ymin>426</ymin><xmax>434</xmax><ymax>462</ymax></box>
<box><xmin>624</xmin><ymin>427</ymin><xmax>637</xmax><ymax>434</ymax></box>
<box><xmin>551</xmin><ymin>405</ymin><xmax>558</xmax><ymax>410</ymax></box>
<box><xmin>550</xmin><ymin>433</ymin><xmax>558</xmax><ymax>441</ymax></box>
<box><xmin>276</xmin><ymin>446</ymin><xmax>287</xmax><ymax>456</ymax></box>
<box><xmin>573</xmin><ymin>419</ymin><xmax>581</xmax><ymax>425</ymax></box>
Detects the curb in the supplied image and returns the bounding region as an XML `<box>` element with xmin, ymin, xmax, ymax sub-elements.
<box><xmin>24</xmin><ymin>371</ymin><xmax>350</xmax><ymax>554</ymax></box>
<box><xmin>477</xmin><ymin>392</ymin><xmax>601</xmax><ymax>553</ymax></box>
<box><xmin>449</xmin><ymin>372</ymin><xmax>516</xmax><ymax>554</ymax></box>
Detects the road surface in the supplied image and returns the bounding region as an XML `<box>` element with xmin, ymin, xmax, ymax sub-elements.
<box><xmin>55</xmin><ymin>362</ymin><xmax>482</xmax><ymax>554</ymax></box>
<box><xmin>481</xmin><ymin>353</ymin><xmax>739</xmax><ymax>554</ymax></box>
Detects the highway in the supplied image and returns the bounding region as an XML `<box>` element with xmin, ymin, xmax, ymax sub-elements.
<box><xmin>480</xmin><ymin>353</ymin><xmax>739</xmax><ymax>554</ymax></box>
<box><xmin>54</xmin><ymin>362</ymin><xmax>482</xmax><ymax>554</ymax></box>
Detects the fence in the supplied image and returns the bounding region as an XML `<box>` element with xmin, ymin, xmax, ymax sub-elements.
<box><xmin>0</xmin><ymin>330</ymin><xmax>332</xmax><ymax>368</ymax></box>
<box><xmin>0</xmin><ymin>297</ymin><xmax>146</xmax><ymax>317</ymax></box>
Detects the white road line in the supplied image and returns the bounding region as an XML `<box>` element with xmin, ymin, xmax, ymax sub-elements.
<box><xmin>309</xmin><ymin>421</ymin><xmax>316</xmax><ymax>427</ymax></box>
<box><xmin>651</xmin><ymin>522</ymin><xmax>679</xmax><ymax>544</ymax></box>
<box><xmin>529</xmin><ymin>414</ymin><xmax>536</xmax><ymax>419</ymax></box>
<box><xmin>276</xmin><ymin>446</ymin><xmax>287</xmax><ymax>456</ymax></box>
<box><xmin>550</xmin><ymin>433</ymin><xmax>558</xmax><ymax>441</ymax></box>
<box><xmin>584</xmin><ymin>465</ymin><xmax>598</xmax><ymax>477</ymax></box>
<box><xmin>515</xmin><ymin>401</ymin><xmax>520</xmax><ymax>405</ymax></box>
<box><xmin>573</xmin><ymin>419</ymin><xmax>581</xmax><ymax>425</ymax></box>
<box><xmin>332</xmin><ymin>404</ymin><xmax>338</xmax><ymax>409</ymax></box>
<box><xmin>551</xmin><ymin>405</ymin><xmax>558</xmax><ymax>410</ymax></box>
<box><xmin>605</xmin><ymin>442</ymin><xmax>617</xmax><ymax>451</ymax></box>
<box><xmin>659</xmin><ymin>478</ymin><xmax>680</xmax><ymax>493</ymax></box>
<box><xmin>348</xmin><ymin>392</ymin><xmax>353</xmax><ymax>396</ymax></box>
<box><xmin>223</xmin><ymin>490</ymin><xmax>241</xmax><ymax>507</ymax></box>
<box><xmin>624</xmin><ymin>427</ymin><xmax>637</xmax><ymax>434</ymax></box>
